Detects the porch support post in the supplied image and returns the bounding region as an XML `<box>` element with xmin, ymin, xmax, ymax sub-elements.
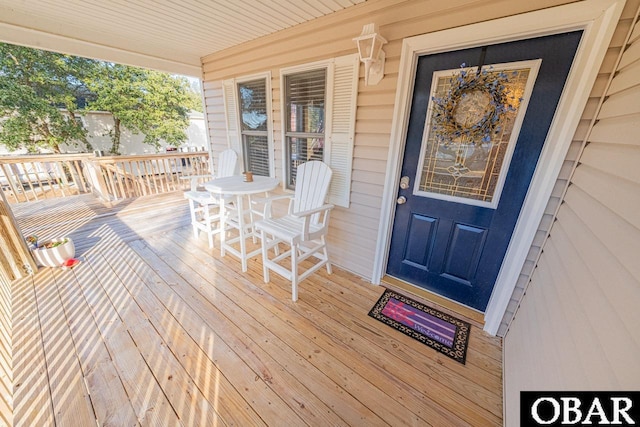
<box><xmin>0</xmin><ymin>191</ymin><xmax>36</xmax><ymax>282</ymax></box>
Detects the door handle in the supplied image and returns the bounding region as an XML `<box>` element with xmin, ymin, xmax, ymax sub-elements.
<box><xmin>397</xmin><ymin>196</ymin><xmax>407</xmax><ymax>205</ymax></box>
<box><xmin>399</xmin><ymin>176</ymin><xmax>410</xmax><ymax>189</ymax></box>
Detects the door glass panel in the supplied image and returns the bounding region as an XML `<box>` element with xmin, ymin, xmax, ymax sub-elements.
<box><xmin>415</xmin><ymin>60</ymin><xmax>541</xmax><ymax>208</ymax></box>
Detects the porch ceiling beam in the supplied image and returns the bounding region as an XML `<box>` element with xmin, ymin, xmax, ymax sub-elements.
<box><xmin>0</xmin><ymin>21</ymin><xmax>202</xmax><ymax>77</ymax></box>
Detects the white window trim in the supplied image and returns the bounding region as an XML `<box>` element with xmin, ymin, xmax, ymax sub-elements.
<box><xmin>222</xmin><ymin>71</ymin><xmax>275</xmax><ymax>177</ymax></box>
<box><xmin>280</xmin><ymin>54</ymin><xmax>359</xmax><ymax>207</ymax></box>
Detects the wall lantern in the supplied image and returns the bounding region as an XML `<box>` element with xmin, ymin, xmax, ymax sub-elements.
<box><xmin>353</xmin><ymin>23</ymin><xmax>388</xmax><ymax>86</ymax></box>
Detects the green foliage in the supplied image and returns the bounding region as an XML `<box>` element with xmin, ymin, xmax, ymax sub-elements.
<box><xmin>85</xmin><ymin>63</ymin><xmax>202</xmax><ymax>154</ymax></box>
<box><xmin>0</xmin><ymin>44</ymin><xmax>91</xmax><ymax>153</ymax></box>
<box><xmin>0</xmin><ymin>43</ymin><xmax>202</xmax><ymax>155</ymax></box>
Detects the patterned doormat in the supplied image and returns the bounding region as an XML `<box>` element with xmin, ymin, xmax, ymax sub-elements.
<box><xmin>368</xmin><ymin>289</ymin><xmax>471</xmax><ymax>364</ymax></box>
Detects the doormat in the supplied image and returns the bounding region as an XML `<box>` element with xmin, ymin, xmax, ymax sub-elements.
<box><xmin>368</xmin><ymin>289</ymin><xmax>471</xmax><ymax>364</ymax></box>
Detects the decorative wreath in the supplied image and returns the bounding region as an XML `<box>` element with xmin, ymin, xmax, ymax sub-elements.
<box><xmin>431</xmin><ymin>64</ymin><xmax>516</xmax><ymax>145</ymax></box>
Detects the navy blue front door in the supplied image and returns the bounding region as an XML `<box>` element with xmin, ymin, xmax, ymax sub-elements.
<box><xmin>386</xmin><ymin>32</ymin><xmax>582</xmax><ymax>311</ymax></box>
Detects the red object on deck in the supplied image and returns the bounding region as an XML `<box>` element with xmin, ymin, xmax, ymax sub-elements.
<box><xmin>61</xmin><ymin>258</ymin><xmax>81</xmax><ymax>269</ymax></box>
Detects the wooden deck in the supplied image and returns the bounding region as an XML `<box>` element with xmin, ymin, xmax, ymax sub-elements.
<box><xmin>10</xmin><ymin>191</ymin><xmax>503</xmax><ymax>426</ymax></box>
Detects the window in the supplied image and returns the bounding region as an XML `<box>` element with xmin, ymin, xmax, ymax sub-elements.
<box><xmin>283</xmin><ymin>68</ymin><xmax>326</xmax><ymax>188</ymax></box>
<box><xmin>238</xmin><ymin>79</ymin><xmax>270</xmax><ymax>176</ymax></box>
<box><xmin>223</xmin><ymin>73</ymin><xmax>273</xmax><ymax>177</ymax></box>
<box><xmin>280</xmin><ymin>54</ymin><xmax>359</xmax><ymax>207</ymax></box>
<box><xmin>222</xmin><ymin>54</ymin><xmax>358</xmax><ymax>207</ymax></box>
<box><xmin>73</xmin><ymin>115</ymin><xmax>86</xmax><ymax>129</ymax></box>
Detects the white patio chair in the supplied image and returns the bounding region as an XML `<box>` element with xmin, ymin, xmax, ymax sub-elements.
<box><xmin>184</xmin><ymin>149</ymin><xmax>237</xmax><ymax>247</ymax></box>
<box><xmin>254</xmin><ymin>161</ymin><xmax>334</xmax><ymax>301</ymax></box>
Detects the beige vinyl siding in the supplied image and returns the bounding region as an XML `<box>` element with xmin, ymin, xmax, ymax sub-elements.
<box><xmin>203</xmin><ymin>81</ymin><xmax>229</xmax><ymax>155</ymax></box>
<box><xmin>495</xmin><ymin>5</ymin><xmax>639</xmax><ymax>336</ymax></box>
<box><xmin>201</xmin><ymin>0</ymin><xmax>578</xmax><ymax>278</ymax></box>
<box><xmin>503</xmin><ymin>4</ymin><xmax>640</xmax><ymax>425</ymax></box>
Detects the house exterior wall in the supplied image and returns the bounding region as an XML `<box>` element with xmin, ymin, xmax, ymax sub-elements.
<box><xmin>76</xmin><ymin>111</ymin><xmax>208</xmax><ymax>155</ymax></box>
<box><xmin>503</xmin><ymin>3</ymin><xmax>640</xmax><ymax>425</ymax></box>
<box><xmin>201</xmin><ymin>0</ymin><xmax>577</xmax><ymax>279</ymax></box>
<box><xmin>0</xmin><ymin>112</ymin><xmax>208</xmax><ymax>156</ymax></box>
<box><xmin>496</xmin><ymin>3</ymin><xmax>640</xmax><ymax>335</ymax></box>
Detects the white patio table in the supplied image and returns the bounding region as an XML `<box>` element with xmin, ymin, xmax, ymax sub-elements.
<box><xmin>204</xmin><ymin>175</ymin><xmax>279</xmax><ymax>272</ymax></box>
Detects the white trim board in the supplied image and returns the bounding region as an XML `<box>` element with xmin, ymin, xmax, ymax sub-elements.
<box><xmin>372</xmin><ymin>0</ymin><xmax>626</xmax><ymax>336</ymax></box>
<box><xmin>0</xmin><ymin>22</ymin><xmax>202</xmax><ymax>77</ymax></box>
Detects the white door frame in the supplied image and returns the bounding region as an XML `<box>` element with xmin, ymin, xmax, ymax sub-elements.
<box><xmin>372</xmin><ymin>0</ymin><xmax>625</xmax><ymax>335</ymax></box>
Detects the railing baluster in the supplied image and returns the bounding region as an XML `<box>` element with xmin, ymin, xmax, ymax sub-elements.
<box><xmin>41</xmin><ymin>162</ymin><xmax>56</xmax><ymax>199</ymax></box>
<box><xmin>65</xmin><ymin>160</ymin><xmax>80</xmax><ymax>193</ymax></box>
<box><xmin>0</xmin><ymin>152</ymin><xmax>210</xmax><ymax>204</ymax></box>
<box><xmin>116</xmin><ymin>161</ymin><xmax>129</xmax><ymax>198</ymax></box>
<box><xmin>1</xmin><ymin>164</ymin><xmax>20</xmax><ymax>203</ymax></box>
<box><xmin>21</xmin><ymin>163</ymin><xmax>38</xmax><ymax>202</ymax></box>
<box><xmin>157</xmin><ymin>158</ymin><xmax>167</xmax><ymax>193</ymax></box>
<box><xmin>52</xmin><ymin>163</ymin><xmax>63</xmax><ymax>196</ymax></box>
<box><xmin>77</xmin><ymin>160</ymin><xmax>89</xmax><ymax>193</ymax></box>
<box><xmin>158</xmin><ymin>159</ymin><xmax>166</xmax><ymax>193</ymax></box>
<box><xmin>101</xmin><ymin>162</ymin><xmax>115</xmax><ymax>199</ymax></box>
<box><xmin>106</xmin><ymin>162</ymin><xmax>116</xmax><ymax>198</ymax></box>
<box><xmin>142</xmin><ymin>160</ymin><xmax>152</xmax><ymax>195</ymax></box>
<box><xmin>168</xmin><ymin>157</ymin><xmax>178</xmax><ymax>190</ymax></box>
<box><xmin>152</xmin><ymin>159</ymin><xmax>160</xmax><ymax>193</ymax></box>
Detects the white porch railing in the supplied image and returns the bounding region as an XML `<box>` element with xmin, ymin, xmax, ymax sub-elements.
<box><xmin>0</xmin><ymin>151</ymin><xmax>211</xmax><ymax>204</ymax></box>
<box><xmin>0</xmin><ymin>154</ymin><xmax>92</xmax><ymax>203</ymax></box>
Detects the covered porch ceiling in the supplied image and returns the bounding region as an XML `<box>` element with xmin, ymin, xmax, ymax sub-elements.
<box><xmin>0</xmin><ymin>0</ymin><xmax>366</xmax><ymax>76</ymax></box>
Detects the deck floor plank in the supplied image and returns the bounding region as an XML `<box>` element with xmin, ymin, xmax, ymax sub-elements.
<box><xmin>74</xmin><ymin>248</ymin><xmax>182</xmax><ymax>426</ymax></box>
<box><xmin>11</xmin><ymin>191</ymin><xmax>503</xmax><ymax>426</ymax></box>
<box><xmin>11</xmin><ymin>275</ymin><xmax>56</xmax><ymax>427</ymax></box>
<box><xmin>121</xmin><ymin>243</ymin><xmax>272</xmax><ymax>427</ymax></box>
<box><xmin>217</xmin><ymin>237</ymin><xmax>501</xmax><ymax>426</ymax></box>
<box><xmin>160</xmin><ymin>229</ymin><xmax>458</xmax><ymax>425</ymax></box>
<box><xmin>172</xmin><ymin>224</ymin><xmax>503</xmax><ymax>420</ymax></box>
<box><xmin>33</xmin><ymin>269</ymin><xmax>97</xmax><ymax>426</ymax></box>
<box><xmin>251</xmin><ymin>264</ymin><xmax>503</xmax><ymax>425</ymax></box>
<box><xmin>52</xmin><ymin>265</ymin><xmax>140</xmax><ymax>427</ymax></box>
<box><xmin>132</xmin><ymin>237</ymin><xmax>362</xmax><ymax>426</ymax></box>
<box><xmin>89</xmin><ymin>249</ymin><xmax>222</xmax><ymax>427</ymax></box>
<box><xmin>104</xmin><ymin>244</ymin><xmax>268</xmax><ymax>427</ymax></box>
<box><xmin>299</xmin><ymin>270</ymin><xmax>504</xmax><ymax>415</ymax></box>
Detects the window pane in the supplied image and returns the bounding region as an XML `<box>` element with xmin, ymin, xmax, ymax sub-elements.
<box><xmin>238</xmin><ymin>80</ymin><xmax>267</xmax><ymax>132</ymax></box>
<box><xmin>284</xmin><ymin>68</ymin><xmax>326</xmax><ymax>189</ymax></box>
<box><xmin>243</xmin><ymin>134</ymin><xmax>270</xmax><ymax>176</ymax></box>
<box><xmin>237</xmin><ymin>78</ymin><xmax>270</xmax><ymax>176</ymax></box>
<box><xmin>286</xmin><ymin>136</ymin><xmax>324</xmax><ymax>187</ymax></box>
<box><xmin>286</xmin><ymin>69</ymin><xmax>326</xmax><ymax>133</ymax></box>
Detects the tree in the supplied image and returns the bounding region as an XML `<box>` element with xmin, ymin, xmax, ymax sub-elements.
<box><xmin>85</xmin><ymin>63</ymin><xmax>202</xmax><ymax>155</ymax></box>
<box><xmin>0</xmin><ymin>44</ymin><xmax>92</xmax><ymax>153</ymax></box>
<box><xmin>0</xmin><ymin>43</ymin><xmax>202</xmax><ymax>155</ymax></box>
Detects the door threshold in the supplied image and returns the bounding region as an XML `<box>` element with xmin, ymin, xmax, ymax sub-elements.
<box><xmin>381</xmin><ymin>275</ymin><xmax>485</xmax><ymax>328</ymax></box>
